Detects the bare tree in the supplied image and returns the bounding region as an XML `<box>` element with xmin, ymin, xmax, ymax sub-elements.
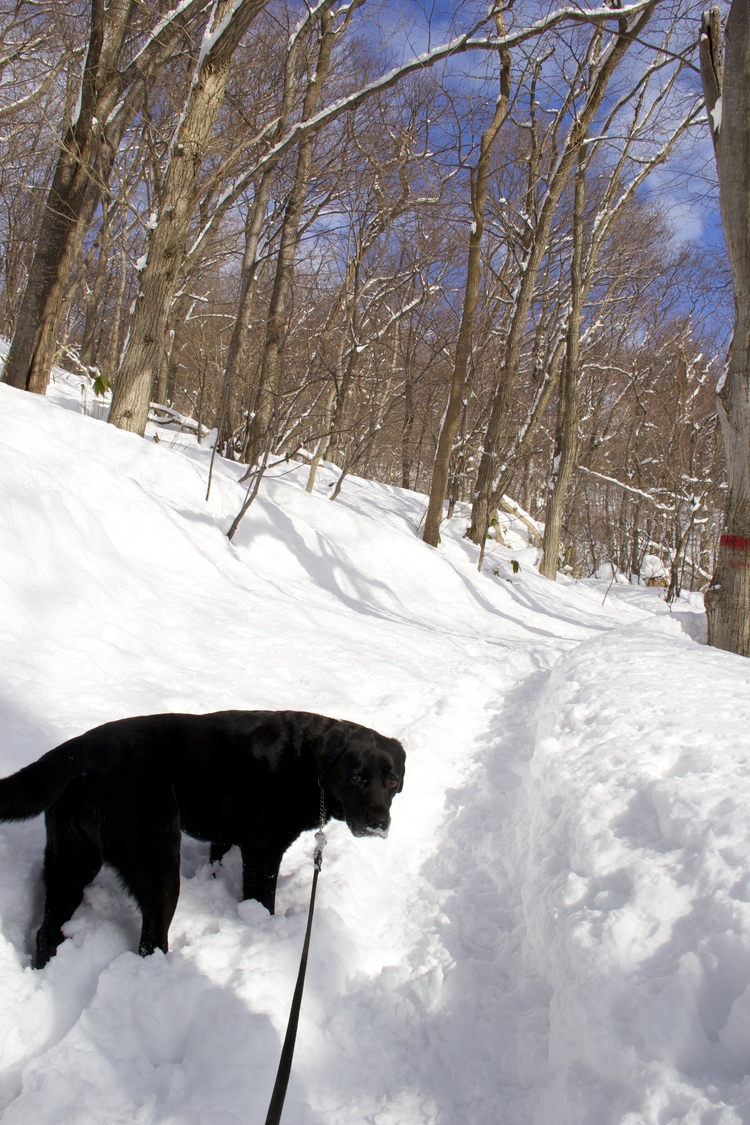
<box><xmin>241</xmin><ymin>0</ymin><xmax>358</xmax><ymax>468</ymax></box>
<box><xmin>540</xmin><ymin>154</ymin><xmax>585</xmax><ymax>577</ymax></box>
<box><xmin>571</xmin><ymin>322</ymin><xmax>720</xmax><ymax>591</ymax></box>
<box><xmin>540</xmin><ymin>56</ymin><xmax>703</xmax><ymax>578</ymax></box>
<box><xmin>108</xmin><ymin>0</ymin><xmax>269</xmax><ymax>434</ymax></box>
<box><xmin>701</xmin><ymin>4</ymin><xmax>750</xmax><ymax>655</ymax></box>
<box><xmin>422</xmin><ymin>9</ymin><xmax>511</xmax><ymax>548</ymax></box>
<box><xmin>2</xmin><ymin>0</ymin><xmax>208</xmax><ymax>395</ymax></box>
<box><xmin>468</xmin><ymin>4</ymin><xmax>661</xmax><ymax>550</ymax></box>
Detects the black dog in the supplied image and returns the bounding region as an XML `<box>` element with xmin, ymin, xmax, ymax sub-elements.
<box><xmin>0</xmin><ymin>710</ymin><xmax>405</xmax><ymax>967</ymax></box>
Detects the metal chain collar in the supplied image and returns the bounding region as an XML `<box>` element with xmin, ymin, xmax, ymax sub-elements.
<box><xmin>314</xmin><ymin>781</ymin><xmax>327</xmax><ymax>872</ymax></box>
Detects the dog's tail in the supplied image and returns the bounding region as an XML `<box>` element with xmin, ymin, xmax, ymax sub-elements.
<box><xmin>0</xmin><ymin>738</ymin><xmax>91</xmax><ymax>821</ymax></box>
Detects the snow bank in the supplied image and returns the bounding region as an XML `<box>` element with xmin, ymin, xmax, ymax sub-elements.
<box><xmin>527</xmin><ymin>619</ymin><xmax>750</xmax><ymax>1124</ymax></box>
<box><xmin>0</xmin><ymin>371</ymin><xmax>747</xmax><ymax>1123</ymax></box>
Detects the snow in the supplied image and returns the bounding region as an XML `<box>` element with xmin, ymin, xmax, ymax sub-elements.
<box><xmin>639</xmin><ymin>553</ymin><xmax>667</xmax><ymax>580</ymax></box>
<box><xmin>1</xmin><ymin>370</ymin><xmax>749</xmax><ymax>1124</ymax></box>
<box><xmin>198</xmin><ymin>0</ymin><xmax>248</xmax><ymax>68</ymax></box>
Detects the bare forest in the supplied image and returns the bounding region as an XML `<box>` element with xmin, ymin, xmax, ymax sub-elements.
<box><xmin>0</xmin><ymin>0</ymin><xmax>733</xmax><ymax>606</ymax></box>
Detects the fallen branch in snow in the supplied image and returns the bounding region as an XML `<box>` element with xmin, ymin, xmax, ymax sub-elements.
<box><xmin>497</xmin><ymin>496</ymin><xmax>544</xmax><ymax>545</ymax></box>
<box><xmin>149</xmin><ymin>402</ymin><xmax>211</xmax><ymax>437</ymax></box>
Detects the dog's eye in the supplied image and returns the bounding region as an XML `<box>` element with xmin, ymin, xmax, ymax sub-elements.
<box><xmin>351</xmin><ymin>771</ymin><xmax>368</xmax><ymax>789</ymax></box>
<box><xmin>384</xmin><ymin>772</ymin><xmax>399</xmax><ymax>791</ymax></box>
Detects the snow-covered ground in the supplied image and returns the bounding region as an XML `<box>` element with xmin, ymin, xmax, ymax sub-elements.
<box><xmin>1</xmin><ymin>371</ymin><xmax>749</xmax><ymax>1124</ymax></box>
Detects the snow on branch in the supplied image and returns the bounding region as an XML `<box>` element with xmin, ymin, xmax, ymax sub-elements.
<box><xmin>578</xmin><ymin>465</ymin><xmax>675</xmax><ymax>512</ymax></box>
<box><xmin>236</xmin><ymin>0</ymin><xmax>657</xmax><ymax>182</ymax></box>
<box><xmin>0</xmin><ymin>56</ymin><xmax>68</xmax><ymax>122</ymax></box>
<box><xmin>121</xmin><ymin>0</ymin><xmax>207</xmax><ymax>86</ymax></box>
<box><xmin>188</xmin><ymin>0</ymin><xmax>652</xmax><ymax>258</ymax></box>
<box><xmin>353</xmin><ymin>288</ymin><xmax>425</xmax><ymax>353</ymax></box>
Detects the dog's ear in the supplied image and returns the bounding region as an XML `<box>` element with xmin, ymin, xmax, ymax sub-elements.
<box><xmin>387</xmin><ymin>738</ymin><xmax>406</xmax><ymax>792</ymax></box>
<box><xmin>395</xmin><ymin>743</ymin><xmax>406</xmax><ymax>792</ymax></box>
<box><xmin>310</xmin><ymin>724</ymin><xmax>348</xmax><ymax>777</ymax></box>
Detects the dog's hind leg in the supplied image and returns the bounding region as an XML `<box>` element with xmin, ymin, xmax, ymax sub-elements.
<box><xmin>239</xmin><ymin>839</ymin><xmax>288</xmax><ymax>914</ymax></box>
<box><xmin>131</xmin><ymin>860</ymin><xmax>180</xmax><ymax>957</ymax></box>
<box><xmin>113</xmin><ymin>815</ymin><xmax>182</xmax><ymax>957</ymax></box>
<box><xmin>35</xmin><ymin>809</ymin><xmax>101</xmax><ymax>968</ymax></box>
<box><xmin>209</xmin><ymin>841</ymin><xmax>232</xmax><ymax>865</ymax></box>
<box><xmin>100</xmin><ymin>778</ymin><xmax>183</xmax><ymax>957</ymax></box>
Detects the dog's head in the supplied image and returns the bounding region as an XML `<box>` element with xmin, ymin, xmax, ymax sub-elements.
<box><xmin>314</xmin><ymin>721</ymin><xmax>405</xmax><ymax>839</ymax></box>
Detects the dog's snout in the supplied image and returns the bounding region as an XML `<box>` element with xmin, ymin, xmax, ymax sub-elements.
<box><xmin>367</xmin><ymin>811</ymin><xmax>390</xmax><ymax>832</ymax></box>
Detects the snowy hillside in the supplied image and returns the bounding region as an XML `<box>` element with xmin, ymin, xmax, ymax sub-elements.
<box><xmin>1</xmin><ymin>374</ymin><xmax>750</xmax><ymax>1125</ymax></box>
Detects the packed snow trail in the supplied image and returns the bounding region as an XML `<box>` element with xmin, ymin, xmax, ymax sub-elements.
<box><xmin>1</xmin><ymin>375</ymin><xmax>749</xmax><ymax>1123</ymax></box>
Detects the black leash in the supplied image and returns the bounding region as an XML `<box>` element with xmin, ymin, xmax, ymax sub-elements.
<box><xmin>263</xmin><ymin>784</ymin><xmax>329</xmax><ymax>1125</ymax></box>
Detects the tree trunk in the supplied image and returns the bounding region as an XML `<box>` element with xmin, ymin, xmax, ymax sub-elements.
<box><xmin>1</xmin><ymin>0</ymin><xmax>136</xmax><ymax>393</ymax></box>
<box><xmin>213</xmin><ymin>172</ymin><xmax>273</xmax><ymax>449</ymax></box>
<box><xmin>215</xmin><ymin>0</ymin><xmax>333</xmax><ymax>457</ymax></box>
<box><xmin>701</xmin><ymin>4</ymin><xmax>750</xmax><ymax>655</ymax></box>
<box><xmin>423</xmin><ymin>15</ymin><xmax>510</xmax><ymax>547</ymax></box>
<box><xmin>305</xmin><ymin>381</ymin><xmax>337</xmax><ymax>493</ymax></box>
<box><xmin>540</xmin><ymin>157</ymin><xmax>585</xmax><ymax>579</ymax></box>
<box><xmin>242</xmin><ymin>7</ymin><xmax>336</xmax><ymax>467</ymax></box>
<box><xmin>1</xmin><ymin>0</ymin><xmax>205</xmax><ymax>396</ymax></box>
<box><xmin>106</xmin><ymin>245</ymin><xmax>129</xmax><ymax>383</ymax></box>
<box><xmin>156</xmin><ymin>294</ymin><xmax>191</xmax><ymax>406</ymax></box>
<box><xmin>108</xmin><ymin>0</ymin><xmax>267</xmax><ymax>434</ymax></box>
<box><xmin>79</xmin><ymin>227</ymin><xmax>111</xmax><ymax>372</ymax></box>
<box><xmin>401</xmin><ymin>345</ymin><xmax>416</xmax><ymax>491</ymax></box>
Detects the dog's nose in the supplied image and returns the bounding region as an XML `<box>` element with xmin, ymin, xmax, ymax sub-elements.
<box><xmin>367</xmin><ymin>812</ymin><xmax>390</xmax><ymax>832</ymax></box>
